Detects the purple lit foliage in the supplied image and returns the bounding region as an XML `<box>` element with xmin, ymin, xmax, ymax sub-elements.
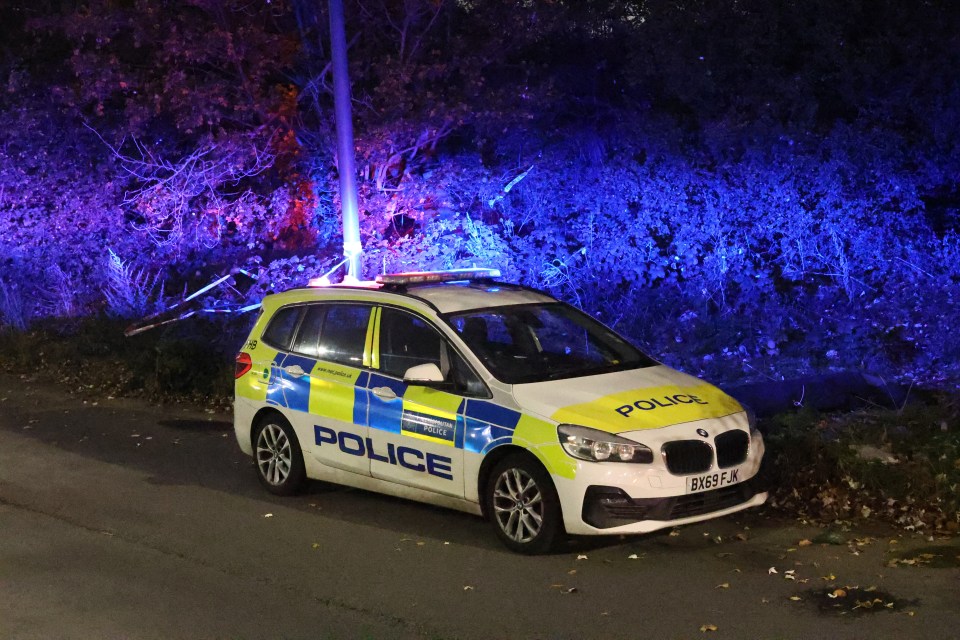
<box><xmin>1</xmin><ymin>0</ymin><xmax>958</xmax><ymax>386</ymax></box>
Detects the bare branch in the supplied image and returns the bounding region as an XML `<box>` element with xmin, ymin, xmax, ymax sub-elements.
<box><xmin>85</xmin><ymin>124</ymin><xmax>280</xmax><ymax>255</ymax></box>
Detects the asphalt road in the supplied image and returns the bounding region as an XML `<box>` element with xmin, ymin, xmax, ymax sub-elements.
<box><xmin>1</xmin><ymin>373</ymin><xmax>958</xmax><ymax>640</ymax></box>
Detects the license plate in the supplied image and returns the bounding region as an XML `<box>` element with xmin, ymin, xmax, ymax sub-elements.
<box><xmin>687</xmin><ymin>468</ymin><xmax>741</xmax><ymax>493</ymax></box>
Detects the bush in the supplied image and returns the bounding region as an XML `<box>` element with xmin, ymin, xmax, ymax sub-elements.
<box><xmin>0</xmin><ymin>316</ymin><xmax>245</xmax><ymax>405</ymax></box>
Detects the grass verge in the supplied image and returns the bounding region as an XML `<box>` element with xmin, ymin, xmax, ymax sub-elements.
<box><xmin>761</xmin><ymin>398</ymin><xmax>960</xmax><ymax>534</ymax></box>
<box><xmin>0</xmin><ymin>315</ymin><xmax>248</xmax><ymax>408</ymax></box>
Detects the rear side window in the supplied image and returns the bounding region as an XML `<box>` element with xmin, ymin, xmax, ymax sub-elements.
<box><xmin>317</xmin><ymin>304</ymin><xmax>371</xmax><ymax>366</ymax></box>
<box><xmin>261</xmin><ymin>306</ymin><xmax>302</xmax><ymax>351</ymax></box>
<box><xmin>291</xmin><ymin>305</ymin><xmax>326</xmax><ymax>358</ymax></box>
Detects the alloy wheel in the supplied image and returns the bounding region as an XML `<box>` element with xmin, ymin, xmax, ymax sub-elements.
<box><xmin>256</xmin><ymin>423</ymin><xmax>292</xmax><ymax>486</ymax></box>
<box><xmin>492</xmin><ymin>467</ymin><xmax>544</xmax><ymax>543</ymax></box>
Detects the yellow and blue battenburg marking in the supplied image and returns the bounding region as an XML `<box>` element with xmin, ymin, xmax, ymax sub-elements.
<box><xmin>263</xmin><ymin>353</ymin><xmax>528</xmax><ymax>457</ymax></box>
<box><xmin>401</xmin><ymin>384</ymin><xmax>461</xmax><ymax>445</ymax></box>
<box><xmin>463</xmin><ymin>401</ymin><xmax>522</xmax><ymax>454</ymax></box>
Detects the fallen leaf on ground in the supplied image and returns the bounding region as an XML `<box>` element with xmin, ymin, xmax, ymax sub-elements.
<box><xmin>789</xmin><ymin>596</ymin><xmax>802</xmax><ymax>601</ymax></box>
<box><xmin>577</xmin><ymin>554</ymin><xmax>589</xmax><ymax>560</ymax></box>
<box><xmin>798</xmin><ymin>539</ymin><xmax>813</xmax><ymax>547</ymax></box>
<box><xmin>768</xmin><ymin>567</ymin><xmax>778</xmax><ymax>575</ymax></box>
<box><xmin>700</xmin><ymin>624</ymin><xmax>718</xmax><ymax>632</ymax></box>
<box><xmin>263</xmin><ymin>513</ymin><xmax>273</xmax><ymax>518</ymax></box>
<box><xmin>715</xmin><ymin>583</ymin><xmax>730</xmax><ymax>589</ymax></box>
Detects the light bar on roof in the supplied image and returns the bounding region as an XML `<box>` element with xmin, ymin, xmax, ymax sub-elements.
<box><xmin>375</xmin><ymin>268</ymin><xmax>501</xmax><ymax>286</ymax></box>
<box><xmin>307</xmin><ymin>277</ymin><xmax>381</xmax><ymax>288</ymax></box>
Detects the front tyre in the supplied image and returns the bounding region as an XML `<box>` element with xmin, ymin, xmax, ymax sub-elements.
<box><xmin>253</xmin><ymin>415</ymin><xmax>305</xmax><ymax>496</ymax></box>
<box><xmin>485</xmin><ymin>453</ymin><xmax>564</xmax><ymax>554</ymax></box>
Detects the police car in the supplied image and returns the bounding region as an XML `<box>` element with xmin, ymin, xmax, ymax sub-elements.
<box><xmin>234</xmin><ymin>268</ymin><xmax>766</xmax><ymax>553</ymax></box>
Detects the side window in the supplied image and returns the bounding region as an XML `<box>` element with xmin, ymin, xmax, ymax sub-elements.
<box><xmin>291</xmin><ymin>305</ymin><xmax>326</xmax><ymax>358</ymax></box>
<box><xmin>379</xmin><ymin>308</ymin><xmax>443</xmax><ymax>378</ymax></box>
<box><xmin>261</xmin><ymin>306</ymin><xmax>302</xmax><ymax>351</ymax></box>
<box><xmin>381</xmin><ymin>308</ymin><xmax>487</xmax><ymax>397</ymax></box>
<box><xmin>317</xmin><ymin>304</ymin><xmax>371</xmax><ymax>366</ymax></box>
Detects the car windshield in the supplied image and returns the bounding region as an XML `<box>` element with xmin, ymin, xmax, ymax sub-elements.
<box><xmin>446</xmin><ymin>303</ymin><xmax>656</xmax><ymax>384</ymax></box>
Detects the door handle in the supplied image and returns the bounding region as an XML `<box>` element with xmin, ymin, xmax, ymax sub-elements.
<box><xmin>372</xmin><ymin>386</ymin><xmax>398</xmax><ymax>400</ymax></box>
<box><xmin>283</xmin><ymin>364</ymin><xmax>306</xmax><ymax>378</ymax></box>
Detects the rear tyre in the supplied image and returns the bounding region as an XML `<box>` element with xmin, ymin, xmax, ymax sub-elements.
<box><xmin>253</xmin><ymin>415</ymin><xmax>305</xmax><ymax>496</ymax></box>
<box><xmin>485</xmin><ymin>453</ymin><xmax>564</xmax><ymax>554</ymax></box>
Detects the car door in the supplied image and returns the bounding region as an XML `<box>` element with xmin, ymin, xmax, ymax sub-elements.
<box><xmin>282</xmin><ymin>302</ymin><xmax>375</xmax><ymax>477</ymax></box>
<box><xmin>367</xmin><ymin>306</ymin><xmax>481</xmax><ymax>498</ymax></box>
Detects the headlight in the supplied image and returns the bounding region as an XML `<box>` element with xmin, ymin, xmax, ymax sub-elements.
<box><xmin>557</xmin><ymin>424</ymin><xmax>653</xmax><ymax>463</ymax></box>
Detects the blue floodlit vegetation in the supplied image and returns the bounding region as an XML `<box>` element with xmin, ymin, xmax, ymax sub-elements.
<box><xmin>0</xmin><ymin>0</ymin><xmax>958</xmax><ymax>388</ymax></box>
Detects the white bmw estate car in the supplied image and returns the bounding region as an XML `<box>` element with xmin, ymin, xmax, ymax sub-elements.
<box><xmin>234</xmin><ymin>268</ymin><xmax>766</xmax><ymax>553</ymax></box>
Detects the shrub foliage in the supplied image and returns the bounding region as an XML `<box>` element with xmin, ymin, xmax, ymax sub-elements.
<box><xmin>0</xmin><ymin>0</ymin><xmax>957</xmax><ymax>387</ymax></box>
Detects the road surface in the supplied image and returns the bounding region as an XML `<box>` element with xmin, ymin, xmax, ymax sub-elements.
<box><xmin>1</xmin><ymin>373</ymin><xmax>957</xmax><ymax>639</ymax></box>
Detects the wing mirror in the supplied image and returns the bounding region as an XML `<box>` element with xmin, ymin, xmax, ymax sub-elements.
<box><xmin>403</xmin><ymin>363</ymin><xmax>445</xmax><ymax>385</ymax></box>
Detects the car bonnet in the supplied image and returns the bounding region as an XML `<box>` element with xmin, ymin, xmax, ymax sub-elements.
<box><xmin>510</xmin><ymin>365</ymin><xmax>744</xmax><ymax>435</ymax></box>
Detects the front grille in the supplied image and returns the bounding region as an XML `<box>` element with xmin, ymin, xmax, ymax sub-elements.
<box><xmin>668</xmin><ymin>483</ymin><xmax>753</xmax><ymax>520</ymax></box>
<box><xmin>716</xmin><ymin>430</ymin><xmax>750</xmax><ymax>468</ymax></box>
<box><xmin>662</xmin><ymin>440</ymin><xmax>713</xmax><ymax>475</ymax></box>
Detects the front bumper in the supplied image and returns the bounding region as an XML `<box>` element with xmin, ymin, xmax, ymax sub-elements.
<box><xmin>581</xmin><ymin>478</ymin><xmax>764</xmax><ymax>529</ymax></box>
<box><xmin>551</xmin><ymin>426</ymin><xmax>766</xmax><ymax>535</ymax></box>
